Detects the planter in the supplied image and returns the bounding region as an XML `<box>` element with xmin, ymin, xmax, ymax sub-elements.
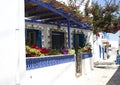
<box><xmin>26</xmin><ymin>54</ymin><xmax>75</xmax><ymax>70</ymax></box>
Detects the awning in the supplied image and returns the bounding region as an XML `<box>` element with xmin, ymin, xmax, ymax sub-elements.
<box><xmin>25</xmin><ymin>0</ymin><xmax>90</xmax><ymax>29</ymax></box>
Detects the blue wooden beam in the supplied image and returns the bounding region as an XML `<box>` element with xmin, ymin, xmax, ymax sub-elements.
<box><xmin>25</xmin><ymin>0</ymin><xmax>30</xmax><ymax>3</ymax></box>
<box><xmin>47</xmin><ymin>2</ymin><xmax>55</xmax><ymax>6</ymax></box>
<box><xmin>70</xmin><ymin>18</ymin><xmax>82</xmax><ymax>27</ymax></box>
<box><xmin>25</xmin><ymin>19</ymin><xmax>80</xmax><ymax>28</ymax></box>
<box><xmin>45</xmin><ymin>18</ymin><xmax>66</xmax><ymax>22</ymax></box>
<box><xmin>57</xmin><ymin>8</ymin><xmax>64</xmax><ymax>12</ymax></box>
<box><xmin>25</xmin><ymin>10</ymin><xmax>53</xmax><ymax>17</ymax></box>
<box><xmin>81</xmin><ymin>23</ymin><xmax>90</xmax><ymax>29</ymax></box>
<box><xmin>30</xmin><ymin>0</ymin><xmax>68</xmax><ymax>18</ymax></box>
<box><xmin>25</xmin><ymin>5</ymin><xmax>43</xmax><ymax>12</ymax></box>
<box><xmin>30</xmin><ymin>8</ymin><xmax>64</xmax><ymax>20</ymax></box>
<box><xmin>31</xmin><ymin>15</ymin><xmax>60</xmax><ymax>20</ymax></box>
<box><xmin>67</xmin><ymin>19</ymin><xmax>71</xmax><ymax>49</ymax></box>
<box><xmin>25</xmin><ymin>0</ymin><xmax>90</xmax><ymax>30</ymax></box>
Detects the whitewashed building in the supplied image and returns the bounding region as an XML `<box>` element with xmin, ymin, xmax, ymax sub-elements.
<box><xmin>0</xmin><ymin>0</ymin><xmax>104</xmax><ymax>85</ymax></box>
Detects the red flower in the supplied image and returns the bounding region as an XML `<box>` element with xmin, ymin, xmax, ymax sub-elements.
<box><xmin>96</xmin><ymin>33</ymin><xmax>100</xmax><ymax>37</ymax></box>
<box><xmin>32</xmin><ymin>44</ymin><xmax>50</xmax><ymax>54</ymax></box>
<box><xmin>39</xmin><ymin>48</ymin><xmax>50</xmax><ymax>54</ymax></box>
<box><xmin>117</xmin><ymin>23</ymin><xmax>120</xmax><ymax>30</ymax></box>
<box><xmin>32</xmin><ymin>44</ymin><xmax>39</xmax><ymax>49</ymax></box>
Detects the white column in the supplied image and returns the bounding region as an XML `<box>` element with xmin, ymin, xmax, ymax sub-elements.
<box><xmin>0</xmin><ymin>0</ymin><xmax>25</xmax><ymax>85</ymax></box>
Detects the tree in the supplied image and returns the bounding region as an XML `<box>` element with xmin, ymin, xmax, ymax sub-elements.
<box><xmin>85</xmin><ymin>0</ymin><xmax>120</xmax><ymax>34</ymax></box>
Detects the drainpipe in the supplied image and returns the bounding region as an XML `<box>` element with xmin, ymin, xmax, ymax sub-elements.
<box><xmin>67</xmin><ymin>19</ymin><xmax>71</xmax><ymax>49</ymax></box>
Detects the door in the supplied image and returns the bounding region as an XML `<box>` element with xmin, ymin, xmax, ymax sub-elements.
<box><xmin>52</xmin><ymin>32</ymin><xmax>64</xmax><ymax>49</ymax></box>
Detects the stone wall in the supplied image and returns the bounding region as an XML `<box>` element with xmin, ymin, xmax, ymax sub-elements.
<box><xmin>25</xmin><ymin>22</ymin><xmax>91</xmax><ymax>48</ymax></box>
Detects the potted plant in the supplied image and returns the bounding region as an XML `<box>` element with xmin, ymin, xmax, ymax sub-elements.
<box><xmin>68</xmin><ymin>49</ymin><xmax>75</xmax><ymax>54</ymax></box>
<box><xmin>48</xmin><ymin>49</ymin><xmax>61</xmax><ymax>55</ymax></box>
<box><xmin>26</xmin><ymin>45</ymin><xmax>41</xmax><ymax>57</ymax></box>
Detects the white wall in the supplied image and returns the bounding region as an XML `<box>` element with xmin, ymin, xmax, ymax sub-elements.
<box><xmin>0</xmin><ymin>0</ymin><xmax>25</xmax><ymax>85</ymax></box>
<box><xmin>109</xmin><ymin>41</ymin><xmax>119</xmax><ymax>49</ymax></box>
<box><xmin>118</xmin><ymin>31</ymin><xmax>120</xmax><ymax>51</ymax></box>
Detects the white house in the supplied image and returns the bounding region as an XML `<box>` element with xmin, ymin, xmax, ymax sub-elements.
<box><xmin>0</xmin><ymin>0</ymin><xmax>100</xmax><ymax>85</ymax></box>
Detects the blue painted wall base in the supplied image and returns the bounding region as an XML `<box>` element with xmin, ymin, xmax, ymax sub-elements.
<box><xmin>26</xmin><ymin>54</ymin><xmax>74</xmax><ymax>70</ymax></box>
<box><xmin>82</xmin><ymin>53</ymin><xmax>92</xmax><ymax>59</ymax></box>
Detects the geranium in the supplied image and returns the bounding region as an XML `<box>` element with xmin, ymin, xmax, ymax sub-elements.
<box><xmin>39</xmin><ymin>48</ymin><xmax>50</xmax><ymax>54</ymax></box>
<box><xmin>32</xmin><ymin>44</ymin><xmax>50</xmax><ymax>55</ymax></box>
<box><xmin>61</xmin><ymin>48</ymin><xmax>68</xmax><ymax>54</ymax></box>
<box><xmin>117</xmin><ymin>23</ymin><xmax>120</xmax><ymax>30</ymax></box>
<box><xmin>32</xmin><ymin>44</ymin><xmax>40</xmax><ymax>49</ymax></box>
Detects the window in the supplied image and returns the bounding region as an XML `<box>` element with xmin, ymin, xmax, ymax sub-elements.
<box><xmin>52</xmin><ymin>31</ymin><xmax>64</xmax><ymax>49</ymax></box>
<box><xmin>25</xmin><ymin>29</ymin><xmax>42</xmax><ymax>47</ymax></box>
<box><xmin>73</xmin><ymin>33</ymin><xmax>85</xmax><ymax>48</ymax></box>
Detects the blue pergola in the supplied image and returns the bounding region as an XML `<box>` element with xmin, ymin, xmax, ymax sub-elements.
<box><xmin>25</xmin><ymin>0</ymin><xmax>90</xmax><ymax>48</ymax></box>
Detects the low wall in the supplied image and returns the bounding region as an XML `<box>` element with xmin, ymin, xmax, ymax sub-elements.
<box><xmin>26</xmin><ymin>53</ymin><xmax>93</xmax><ymax>74</ymax></box>
<box><xmin>22</xmin><ymin>53</ymin><xmax>93</xmax><ymax>85</ymax></box>
<box><xmin>26</xmin><ymin>54</ymin><xmax>75</xmax><ymax>70</ymax></box>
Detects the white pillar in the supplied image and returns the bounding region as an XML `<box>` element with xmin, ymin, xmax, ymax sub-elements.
<box><xmin>0</xmin><ymin>0</ymin><xmax>25</xmax><ymax>85</ymax></box>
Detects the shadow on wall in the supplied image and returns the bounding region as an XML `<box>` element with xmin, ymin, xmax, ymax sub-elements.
<box><xmin>106</xmin><ymin>66</ymin><xmax>120</xmax><ymax>85</ymax></box>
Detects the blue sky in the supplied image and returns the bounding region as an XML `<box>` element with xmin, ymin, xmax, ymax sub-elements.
<box><xmin>108</xmin><ymin>31</ymin><xmax>119</xmax><ymax>41</ymax></box>
<box><xmin>93</xmin><ymin>0</ymin><xmax>120</xmax><ymax>5</ymax></box>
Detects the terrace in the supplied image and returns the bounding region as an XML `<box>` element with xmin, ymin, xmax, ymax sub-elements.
<box><xmin>25</xmin><ymin>0</ymin><xmax>92</xmax><ymax>74</ymax></box>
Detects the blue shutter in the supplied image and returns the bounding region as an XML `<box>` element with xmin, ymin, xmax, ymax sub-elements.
<box><xmin>74</xmin><ymin>34</ymin><xmax>79</xmax><ymax>49</ymax></box>
<box><xmin>79</xmin><ymin>34</ymin><xmax>84</xmax><ymax>47</ymax></box>
<box><xmin>25</xmin><ymin>29</ymin><xmax>27</xmax><ymax>38</ymax></box>
<box><xmin>36</xmin><ymin>30</ymin><xmax>42</xmax><ymax>47</ymax></box>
